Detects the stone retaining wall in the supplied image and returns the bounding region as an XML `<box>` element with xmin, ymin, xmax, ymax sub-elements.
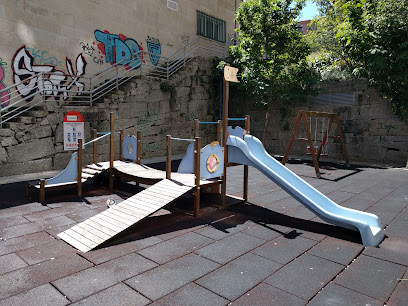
<box><xmin>0</xmin><ymin>57</ymin><xmax>217</xmax><ymax>177</ymax></box>
<box><xmin>232</xmin><ymin>79</ymin><xmax>408</xmax><ymax>167</ymax></box>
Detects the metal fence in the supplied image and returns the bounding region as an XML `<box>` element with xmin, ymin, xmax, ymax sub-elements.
<box><xmin>0</xmin><ymin>36</ymin><xmax>228</xmax><ymax>126</ymax></box>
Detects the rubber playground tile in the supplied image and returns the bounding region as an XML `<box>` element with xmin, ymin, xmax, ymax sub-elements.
<box><xmin>241</xmin><ymin>224</ymin><xmax>283</xmax><ymax>241</ymax></box>
<box><xmin>0</xmin><ymin>231</ymin><xmax>54</xmax><ymax>256</ymax></box>
<box><xmin>0</xmin><ymin>215</ymin><xmax>30</xmax><ymax>230</ymax></box>
<box><xmin>386</xmin><ymin>282</ymin><xmax>408</xmax><ymax>306</ymax></box>
<box><xmin>23</xmin><ymin>203</ymin><xmax>91</xmax><ymax>222</ymax></box>
<box><xmin>363</xmin><ymin>237</ymin><xmax>408</xmax><ymax>266</ymax></box>
<box><xmin>285</xmin><ymin>205</ymin><xmax>317</xmax><ymax>220</ymax></box>
<box><xmin>339</xmin><ymin>180</ymin><xmax>380</xmax><ymax>194</ymax></box>
<box><xmin>0</xmin><ymin>253</ymin><xmax>93</xmax><ymax>300</ymax></box>
<box><xmin>0</xmin><ymin>202</ymin><xmax>49</xmax><ymax>219</ymax></box>
<box><xmin>65</xmin><ymin>206</ymin><xmax>106</xmax><ymax>223</ymax></box>
<box><xmin>46</xmin><ymin>224</ymin><xmax>78</xmax><ymax>239</ymax></box>
<box><xmin>385</xmin><ymin>219</ymin><xmax>408</xmax><ymax>239</ymax></box>
<box><xmin>82</xmin><ymin>236</ymin><xmax>163</xmax><ymax>265</ymax></box>
<box><xmin>333</xmin><ymin>255</ymin><xmax>406</xmax><ymax>302</ymax></box>
<box><xmin>326</xmin><ymin>190</ymin><xmax>356</xmax><ymax>204</ymax></box>
<box><xmin>196</xmin><ymin>253</ymin><xmax>282</xmax><ymax>301</ymax></box>
<box><xmin>307</xmin><ymin>237</ymin><xmax>364</xmax><ymax>265</ymax></box>
<box><xmin>153</xmin><ymin>215</ymin><xmax>207</xmax><ymax>241</ymax></box>
<box><xmin>53</xmin><ymin>253</ymin><xmax>157</xmax><ymax>302</ymax></box>
<box><xmin>231</xmin><ymin>282</ymin><xmax>306</xmax><ymax>306</ymax></box>
<box><xmin>264</xmin><ymin>254</ymin><xmax>344</xmax><ymax>300</ymax></box>
<box><xmin>265</xmin><ymin>197</ymin><xmax>303</xmax><ymax>214</ymax></box>
<box><xmin>137</xmin><ymin>232</ymin><xmax>214</xmax><ymax>264</ymax></box>
<box><xmin>307</xmin><ymin>283</ymin><xmax>383</xmax><ymax>306</ymax></box>
<box><xmin>252</xmin><ymin>235</ymin><xmax>318</xmax><ymax>265</ymax></box>
<box><xmin>340</xmin><ymin>198</ymin><xmax>375</xmax><ymax>213</ymax></box>
<box><xmin>194</xmin><ymin>218</ymin><xmax>257</xmax><ymax>240</ymax></box>
<box><xmin>70</xmin><ymin>283</ymin><xmax>151</xmax><ymax>306</ymax></box>
<box><xmin>194</xmin><ymin>232</ymin><xmax>266</xmax><ymax>264</ymax></box>
<box><xmin>0</xmin><ymin>284</ymin><xmax>69</xmax><ymax>306</ymax></box>
<box><xmin>16</xmin><ymin>239</ymin><xmax>78</xmax><ymax>265</ymax></box>
<box><xmin>0</xmin><ymin>253</ymin><xmax>27</xmax><ymax>275</ymax></box>
<box><xmin>249</xmin><ymin>189</ymin><xmax>291</xmax><ymax>205</ymax></box>
<box><xmin>149</xmin><ymin>283</ymin><xmax>228</xmax><ymax>306</ymax></box>
<box><xmin>0</xmin><ymin>215</ymin><xmax>75</xmax><ymax>239</ymax></box>
<box><xmin>125</xmin><ymin>253</ymin><xmax>220</xmax><ymax>301</ymax></box>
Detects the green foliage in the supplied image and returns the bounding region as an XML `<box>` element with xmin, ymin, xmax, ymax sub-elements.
<box><xmin>230</xmin><ymin>0</ymin><xmax>320</xmax><ymax>107</ymax></box>
<box><xmin>160</xmin><ymin>81</ymin><xmax>173</xmax><ymax>92</ymax></box>
<box><xmin>309</xmin><ymin>0</ymin><xmax>408</xmax><ymax>121</ymax></box>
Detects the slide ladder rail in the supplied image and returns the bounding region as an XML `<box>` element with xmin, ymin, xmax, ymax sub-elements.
<box><xmin>227</xmin><ymin>134</ymin><xmax>384</xmax><ymax>247</ymax></box>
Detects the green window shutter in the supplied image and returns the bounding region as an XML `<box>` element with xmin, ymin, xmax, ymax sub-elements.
<box><xmin>196</xmin><ymin>10</ymin><xmax>226</xmax><ymax>43</ymax></box>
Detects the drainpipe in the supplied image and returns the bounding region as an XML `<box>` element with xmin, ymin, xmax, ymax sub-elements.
<box><xmin>234</xmin><ymin>0</ymin><xmax>237</xmax><ymax>45</ymax></box>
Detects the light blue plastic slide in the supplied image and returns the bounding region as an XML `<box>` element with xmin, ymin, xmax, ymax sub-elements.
<box><xmin>227</xmin><ymin>134</ymin><xmax>384</xmax><ymax>247</ymax></box>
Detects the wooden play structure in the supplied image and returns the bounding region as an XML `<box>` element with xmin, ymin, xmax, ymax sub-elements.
<box><xmin>282</xmin><ymin>111</ymin><xmax>349</xmax><ymax>177</ymax></box>
<box><xmin>56</xmin><ymin>113</ymin><xmax>250</xmax><ymax>252</ymax></box>
<box><xmin>31</xmin><ymin>64</ymin><xmax>384</xmax><ymax>250</ymax></box>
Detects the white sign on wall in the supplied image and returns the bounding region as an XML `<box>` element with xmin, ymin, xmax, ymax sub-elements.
<box><xmin>63</xmin><ymin>111</ymin><xmax>84</xmax><ymax>151</ymax></box>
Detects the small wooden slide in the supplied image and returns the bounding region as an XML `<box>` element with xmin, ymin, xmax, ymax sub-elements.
<box><xmin>58</xmin><ymin>179</ymin><xmax>193</xmax><ymax>252</ymax></box>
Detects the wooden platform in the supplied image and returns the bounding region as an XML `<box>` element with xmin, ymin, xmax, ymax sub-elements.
<box><xmin>58</xmin><ymin>179</ymin><xmax>193</xmax><ymax>252</ymax></box>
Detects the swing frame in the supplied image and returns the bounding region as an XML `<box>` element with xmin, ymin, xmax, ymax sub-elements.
<box><xmin>282</xmin><ymin>110</ymin><xmax>349</xmax><ymax>178</ymax></box>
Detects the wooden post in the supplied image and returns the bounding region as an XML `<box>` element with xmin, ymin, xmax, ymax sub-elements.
<box><xmin>92</xmin><ymin>129</ymin><xmax>97</xmax><ymax>164</ymax></box>
<box><xmin>119</xmin><ymin>129</ymin><xmax>124</xmax><ymax>161</ymax></box>
<box><xmin>217</xmin><ymin>120</ymin><xmax>222</xmax><ymax>145</ymax></box>
<box><xmin>39</xmin><ymin>179</ymin><xmax>46</xmax><ymax>204</ymax></box>
<box><xmin>194</xmin><ymin>137</ymin><xmax>201</xmax><ymax>216</ymax></box>
<box><xmin>221</xmin><ymin>77</ymin><xmax>229</xmax><ymax>209</ymax></box>
<box><xmin>92</xmin><ymin>129</ymin><xmax>98</xmax><ymax>186</ymax></box>
<box><xmin>335</xmin><ymin>115</ymin><xmax>350</xmax><ymax>167</ymax></box>
<box><xmin>77</xmin><ymin>138</ymin><xmax>83</xmax><ymax>197</ymax></box>
<box><xmin>317</xmin><ymin>117</ymin><xmax>334</xmax><ymax>160</ymax></box>
<box><xmin>302</xmin><ymin>112</ymin><xmax>321</xmax><ymax>178</ymax></box>
<box><xmin>245</xmin><ymin>115</ymin><xmax>250</xmax><ymax>135</ymax></box>
<box><xmin>282</xmin><ymin>111</ymin><xmax>302</xmax><ymax>165</ymax></box>
<box><xmin>194</xmin><ymin>119</ymin><xmax>200</xmax><ymax>138</ymax></box>
<box><xmin>109</xmin><ymin>112</ymin><xmax>114</xmax><ymax>191</ymax></box>
<box><xmin>243</xmin><ymin>115</ymin><xmax>250</xmax><ymax>202</ymax></box>
<box><xmin>136</xmin><ymin>130</ymin><xmax>141</xmax><ymax>165</ymax></box>
<box><xmin>166</xmin><ymin>135</ymin><xmax>171</xmax><ymax>179</ymax></box>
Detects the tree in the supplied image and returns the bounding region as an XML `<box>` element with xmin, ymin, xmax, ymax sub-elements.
<box><xmin>230</xmin><ymin>0</ymin><xmax>319</xmax><ymax>142</ymax></box>
<box><xmin>309</xmin><ymin>0</ymin><xmax>408</xmax><ymax>120</ymax></box>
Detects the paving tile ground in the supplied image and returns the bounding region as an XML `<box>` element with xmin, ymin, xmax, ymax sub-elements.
<box><xmin>0</xmin><ymin>161</ymin><xmax>407</xmax><ymax>305</ymax></box>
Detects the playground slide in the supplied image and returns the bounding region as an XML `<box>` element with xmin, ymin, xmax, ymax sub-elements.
<box><xmin>227</xmin><ymin>135</ymin><xmax>384</xmax><ymax>247</ymax></box>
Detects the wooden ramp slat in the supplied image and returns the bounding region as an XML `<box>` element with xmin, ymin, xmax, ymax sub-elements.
<box><xmin>58</xmin><ymin>179</ymin><xmax>193</xmax><ymax>252</ymax></box>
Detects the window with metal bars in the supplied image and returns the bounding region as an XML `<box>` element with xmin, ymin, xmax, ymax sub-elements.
<box><xmin>197</xmin><ymin>11</ymin><xmax>226</xmax><ymax>43</ymax></box>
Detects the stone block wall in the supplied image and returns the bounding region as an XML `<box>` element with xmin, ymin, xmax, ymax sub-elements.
<box><xmin>232</xmin><ymin>79</ymin><xmax>408</xmax><ymax>167</ymax></box>
<box><xmin>0</xmin><ymin>57</ymin><xmax>218</xmax><ymax>177</ymax></box>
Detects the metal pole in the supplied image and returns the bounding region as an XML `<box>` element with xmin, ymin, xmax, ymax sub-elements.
<box><xmin>194</xmin><ymin>136</ymin><xmax>201</xmax><ymax>217</ymax></box>
<box><xmin>221</xmin><ymin>76</ymin><xmax>229</xmax><ymax>209</ymax></box>
<box><xmin>166</xmin><ymin>135</ymin><xmax>171</xmax><ymax>179</ymax></box>
<box><xmin>77</xmin><ymin>138</ymin><xmax>83</xmax><ymax>197</ymax></box>
<box><xmin>109</xmin><ymin>112</ymin><xmax>115</xmax><ymax>191</ymax></box>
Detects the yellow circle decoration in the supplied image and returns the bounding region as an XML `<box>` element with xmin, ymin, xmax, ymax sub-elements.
<box><xmin>206</xmin><ymin>154</ymin><xmax>220</xmax><ymax>173</ymax></box>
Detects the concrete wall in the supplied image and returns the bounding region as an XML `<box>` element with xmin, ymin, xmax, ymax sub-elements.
<box><xmin>232</xmin><ymin>79</ymin><xmax>408</xmax><ymax>167</ymax></box>
<box><xmin>0</xmin><ymin>57</ymin><xmax>218</xmax><ymax>176</ymax></box>
<box><xmin>0</xmin><ymin>0</ymin><xmax>239</xmax><ymax>86</ymax></box>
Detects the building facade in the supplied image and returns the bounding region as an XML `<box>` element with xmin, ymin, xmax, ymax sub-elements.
<box><xmin>0</xmin><ymin>0</ymin><xmax>241</xmax><ymax>88</ymax></box>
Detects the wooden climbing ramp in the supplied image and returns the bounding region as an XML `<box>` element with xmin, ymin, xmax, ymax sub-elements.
<box><xmin>58</xmin><ymin>179</ymin><xmax>193</xmax><ymax>252</ymax></box>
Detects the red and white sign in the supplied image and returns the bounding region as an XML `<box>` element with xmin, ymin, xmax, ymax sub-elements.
<box><xmin>63</xmin><ymin>111</ymin><xmax>84</xmax><ymax>151</ymax></box>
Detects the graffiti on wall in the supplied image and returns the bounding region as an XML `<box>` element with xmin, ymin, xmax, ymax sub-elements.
<box><xmin>79</xmin><ymin>42</ymin><xmax>104</xmax><ymax>65</ymax></box>
<box><xmin>12</xmin><ymin>46</ymin><xmax>87</xmax><ymax>102</ymax></box>
<box><xmin>0</xmin><ymin>59</ymin><xmax>10</xmax><ymax>108</ymax></box>
<box><xmin>146</xmin><ymin>36</ymin><xmax>161</xmax><ymax>66</ymax></box>
<box><xmin>94</xmin><ymin>30</ymin><xmax>161</xmax><ymax>69</ymax></box>
<box><xmin>25</xmin><ymin>47</ymin><xmax>61</xmax><ymax>66</ymax></box>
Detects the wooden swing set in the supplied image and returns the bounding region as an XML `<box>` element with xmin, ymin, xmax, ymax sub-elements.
<box><xmin>282</xmin><ymin>111</ymin><xmax>349</xmax><ymax>178</ymax></box>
